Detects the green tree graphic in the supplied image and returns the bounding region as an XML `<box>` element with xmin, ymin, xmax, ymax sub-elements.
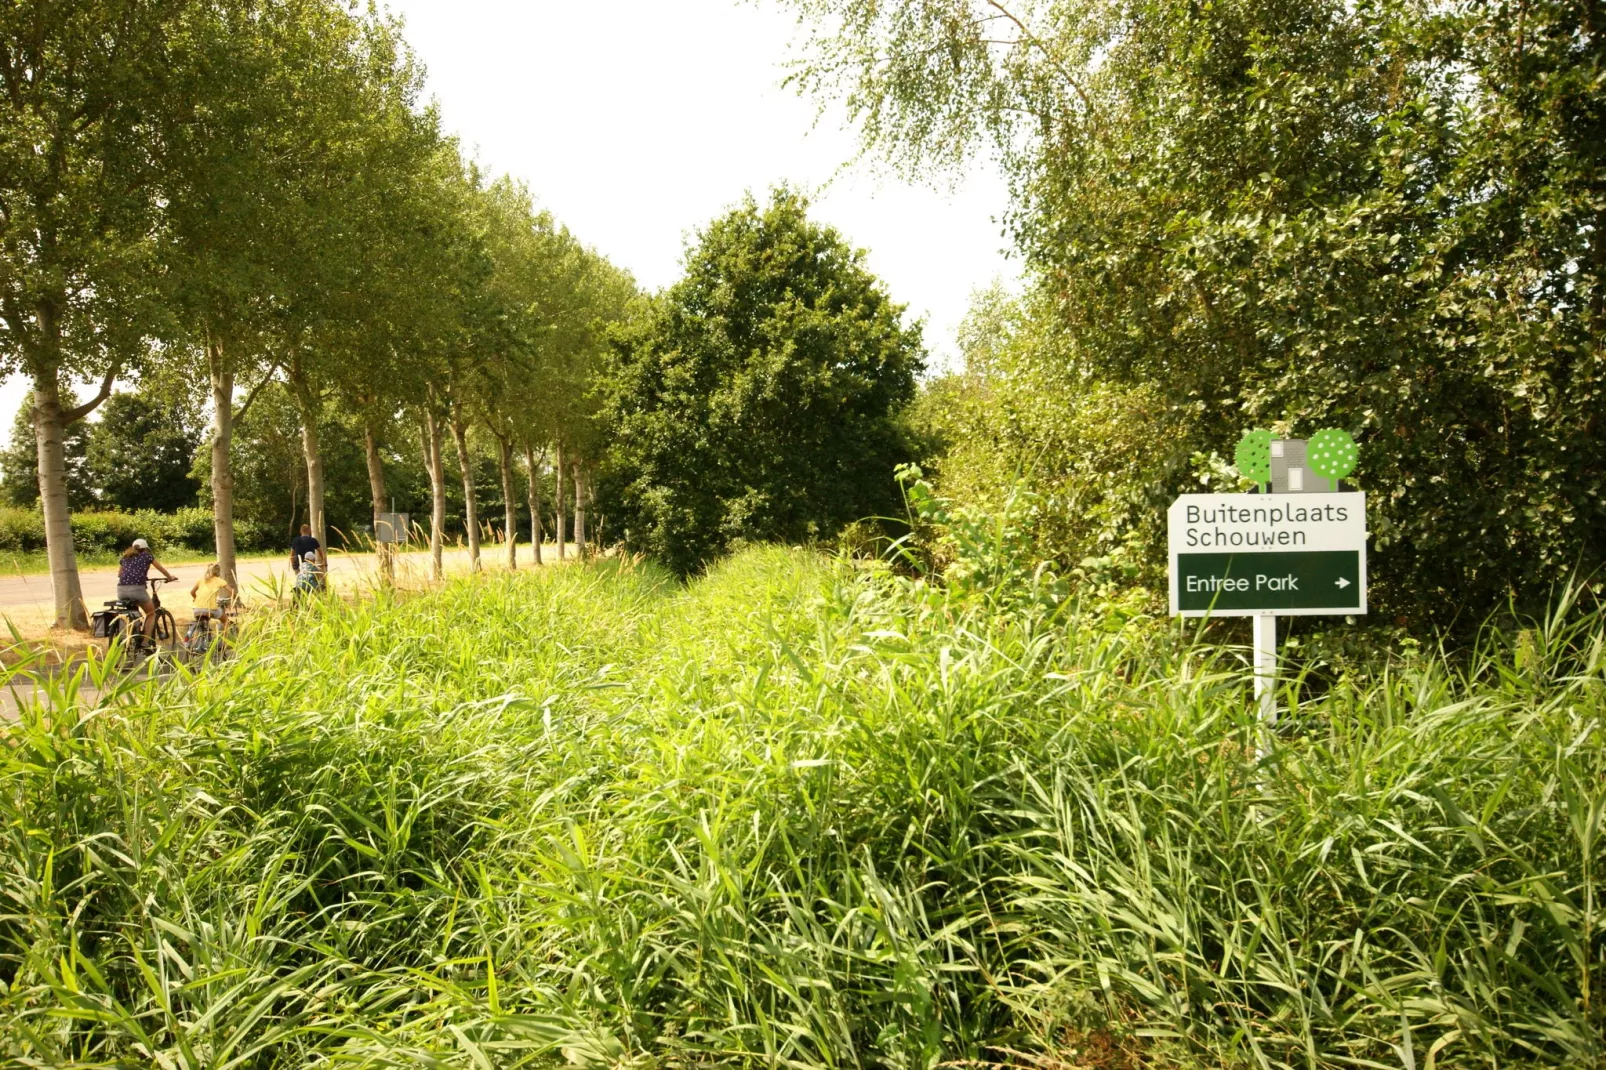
<box><xmin>1234</xmin><ymin>429</ymin><xmax>1272</xmax><ymax>492</ymax></box>
<box><xmin>1308</xmin><ymin>428</ymin><xmax>1359</xmax><ymax>490</ymax></box>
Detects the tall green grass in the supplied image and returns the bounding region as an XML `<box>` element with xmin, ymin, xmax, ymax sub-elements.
<box><xmin>1</xmin><ymin>546</ymin><xmax>1601</xmax><ymax>1067</ymax></box>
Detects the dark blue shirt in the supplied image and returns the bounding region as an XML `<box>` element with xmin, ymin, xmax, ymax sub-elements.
<box><xmin>118</xmin><ymin>550</ymin><xmax>153</xmax><ymax>586</ymax></box>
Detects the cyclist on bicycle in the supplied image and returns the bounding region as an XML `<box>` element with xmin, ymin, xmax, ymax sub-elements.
<box><xmin>117</xmin><ymin>538</ymin><xmax>176</xmax><ymax>639</ymax></box>
<box><xmin>190</xmin><ymin>562</ymin><xmax>234</xmax><ymax>626</ymax></box>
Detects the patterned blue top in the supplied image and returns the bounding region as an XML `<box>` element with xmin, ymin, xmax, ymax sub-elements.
<box><xmin>118</xmin><ymin>550</ymin><xmax>153</xmax><ymax>587</ymax></box>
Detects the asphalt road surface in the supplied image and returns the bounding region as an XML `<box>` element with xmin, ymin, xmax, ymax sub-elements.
<box><xmin>0</xmin><ymin>551</ymin><xmax>362</xmax><ymax>634</ymax></box>
<box><xmin>1</xmin><ymin>552</ymin><xmax>339</xmax><ymax>612</ymax></box>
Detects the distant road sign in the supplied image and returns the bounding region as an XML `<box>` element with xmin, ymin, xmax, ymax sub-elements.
<box><xmin>376</xmin><ymin>512</ymin><xmax>410</xmax><ymax>545</ymax></box>
<box><xmin>1168</xmin><ymin>492</ymin><xmax>1367</xmax><ymax>617</ymax></box>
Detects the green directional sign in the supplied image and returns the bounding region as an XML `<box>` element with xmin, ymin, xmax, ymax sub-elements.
<box><xmin>1175</xmin><ymin>550</ymin><xmax>1362</xmax><ymax>613</ymax></box>
<box><xmin>1168</xmin><ymin>492</ymin><xmax>1368</xmax><ymax>617</ymax></box>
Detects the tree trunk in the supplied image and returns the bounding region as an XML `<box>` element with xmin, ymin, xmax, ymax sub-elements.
<box><xmin>496</xmin><ymin>432</ymin><xmax>518</xmax><ymax>570</ymax></box>
<box><xmin>290</xmin><ymin>367</ymin><xmax>326</xmax><ymax>558</ymax></box>
<box><xmin>572</xmin><ymin>462</ymin><xmax>587</xmax><ymax>560</ymax></box>
<box><xmin>31</xmin><ymin>374</ymin><xmax>87</xmax><ymax>630</ymax></box>
<box><xmin>207</xmin><ymin>339</ymin><xmax>238</xmax><ymax>588</ymax></box>
<box><xmin>523</xmin><ymin>441</ymin><xmax>543</xmax><ymax>566</ymax></box>
<box><xmin>554</xmin><ymin>441</ymin><xmax>567</xmax><ymax>561</ymax></box>
<box><xmin>364</xmin><ymin>416</ymin><xmax>392</xmax><ymax>584</ymax></box>
<box><xmin>421</xmin><ymin>403</ymin><xmax>446</xmax><ymax>582</ymax></box>
<box><xmin>450</xmin><ymin>398</ymin><xmax>481</xmax><ymax>570</ymax></box>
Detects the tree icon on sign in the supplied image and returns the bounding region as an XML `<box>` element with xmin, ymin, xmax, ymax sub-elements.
<box><xmin>1307</xmin><ymin>428</ymin><xmax>1358</xmax><ymax>490</ymax></box>
<box><xmin>1234</xmin><ymin>429</ymin><xmax>1272</xmax><ymax>492</ymax></box>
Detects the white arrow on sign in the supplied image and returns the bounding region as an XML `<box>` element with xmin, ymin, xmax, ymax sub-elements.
<box><xmin>1336</xmin><ymin>577</ymin><xmax>1351</xmax><ymax>588</ymax></box>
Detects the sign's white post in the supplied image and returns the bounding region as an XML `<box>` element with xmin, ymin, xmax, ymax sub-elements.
<box><xmin>1253</xmin><ymin>612</ymin><xmax>1277</xmax><ymax>744</ymax></box>
<box><xmin>1166</xmin><ymin>487</ymin><xmax>1368</xmax><ymax>755</ymax></box>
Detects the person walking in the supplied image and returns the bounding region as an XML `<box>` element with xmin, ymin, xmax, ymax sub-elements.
<box><xmin>289</xmin><ymin>524</ymin><xmax>326</xmax><ymax>589</ymax></box>
<box><xmin>117</xmin><ymin>538</ymin><xmax>176</xmax><ymax>640</ymax></box>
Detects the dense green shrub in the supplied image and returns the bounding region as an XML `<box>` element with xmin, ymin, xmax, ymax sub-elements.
<box><xmin>0</xmin><ymin>508</ymin><xmax>42</xmax><ymax>555</ymax></box>
<box><xmin>0</xmin><ymin>506</ymin><xmax>276</xmax><ymax>557</ymax></box>
<box><xmin>84</xmin><ymin>391</ymin><xmax>202</xmax><ymax>513</ymax></box>
<box><xmin>599</xmin><ymin>188</ymin><xmax>923</xmax><ymax>575</ymax></box>
<box><xmin>784</xmin><ymin>0</ymin><xmax>1606</xmax><ymax>629</ymax></box>
<box><xmin>911</xmin><ymin>287</ymin><xmax>1186</xmax><ymax>593</ymax></box>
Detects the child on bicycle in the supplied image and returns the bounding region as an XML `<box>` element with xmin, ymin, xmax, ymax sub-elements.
<box><xmin>190</xmin><ymin>563</ymin><xmax>234</xmax><ymax>625</ymax></box>
<box><xmin>117</xmin><ymin>538</ymin><xmax>177</xmax><ymax>639</ymax></box>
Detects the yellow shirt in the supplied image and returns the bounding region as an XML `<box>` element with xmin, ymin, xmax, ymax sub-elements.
<box><xmin>193</xmin><ymin>575</ymin><xmax>229</xmax><ymax>611</ymax></box>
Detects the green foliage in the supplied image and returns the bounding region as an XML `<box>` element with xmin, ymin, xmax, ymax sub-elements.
<box><xmin>912</xmin><ymin>286</ymin><xmax>1185</xmax><ymax>591</ymax></box>
<box><xmin>0</xmin><ymin>0</ymin><xmax>180</xmax><ymax>387</ymax></box>
<box><xmin>0</xmin><ymin>392</ymin><xmax>92</xmax><ymax>509</ymax></box>
<box><xmin>0</xmin><ymin>504</ymin><xmax>272</xmax><ymax>556</ymax></box>
<box><xmin>470</xmin><ymin>177</ymin><xmax>636</xmax><ymax>459</ymax></box>
<box><xmin>782</xmin><ymin>0</ymin><xmax>1606</xmax><ymax>626</ymax></box>
<box><xmin>599</xmin><ymin>189</ymin><xmax>924</xmax><ymax>574</ymax></box>
<box><xmin>1</xmin><ymin>548</ymin><xmax>1600</xmax><ymax>1066</ymax></box>
<box><xmin>84</xmin><ymin>389</ymin><xmax>202</xmax><ymax>512</ymax></box>
<box><xmin>897</xmin><ymin>464</ymin><xmax>1070</xmax><ymax>614</ymax></box>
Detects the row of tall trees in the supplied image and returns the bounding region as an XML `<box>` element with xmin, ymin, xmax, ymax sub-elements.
<box><xmin>1</xmin><ymin>0</ymin><xmax>630</xmax><ymax>628</ymax></box>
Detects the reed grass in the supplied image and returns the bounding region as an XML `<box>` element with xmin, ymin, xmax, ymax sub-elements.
<box><xmin>1</xmin><ymin>546</ymin><xmax>1600</xmax><ymax>1068</ymax></box>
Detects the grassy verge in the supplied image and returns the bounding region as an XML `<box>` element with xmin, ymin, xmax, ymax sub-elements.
<box><xmin>1</xmin><ymin>546</ymin><xmax>1601</xmax><ymax>1067</ymax></box>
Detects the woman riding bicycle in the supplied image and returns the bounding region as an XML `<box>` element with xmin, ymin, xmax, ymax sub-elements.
<box><xmin>117</xmin><ymin>538</ymin><xmax>177</xmax><ymax>639</ymax></box>
<box><xmin>190</xmin><ymin>562</ymin><xmax>234</xmax><ymax>626</ymax></box>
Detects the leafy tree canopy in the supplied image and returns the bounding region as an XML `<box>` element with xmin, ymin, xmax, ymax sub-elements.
<box><xmin>0</xmin><ymin>393</ymin><xmax>91</xmax><ymax>509</ymax></box>
<box><xmin>85</xmin><ymin>390</ymin><xmax>203</xmax><ymax>513</ymax></box>
<box><xmin>599</xmin><ymin>188</ymin><xmax>924</xmax><ymax>574</ymax></box>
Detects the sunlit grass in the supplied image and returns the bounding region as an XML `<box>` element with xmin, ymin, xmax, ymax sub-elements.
<box><xmin>1</xmin><ymin>546</ymin><xmax>1600</xmax><ymax>1068</ymax></box>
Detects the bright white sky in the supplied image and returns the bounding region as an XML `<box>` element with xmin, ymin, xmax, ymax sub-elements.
<box><xmin>0</xmin><ymin>0</ymin><xmax>1015</xmax><ymax>448</ymax></box>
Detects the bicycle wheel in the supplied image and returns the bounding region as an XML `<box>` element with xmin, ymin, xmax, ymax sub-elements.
<box><xmin>197</xmin><ymin>625</ymin><xmax>226</xmax><ymax>663</ymax></box>
<box><xmin>103</xmin><ymin>613</ymin><xmax>127</xmax><ymax>660</ymax></box>
<box><xmin>116</xmin><ymin>618</ymin><xmax>151</xmax><ymax>665</ymax></box>
<box><xmin>154</xmin><ymin>608</ymin><xmax>176</xmax><ymax>646</ymax></box>
<box><xmin>211</xmin><ymin>624</ymin><xmax>233</xmax><ymax>662</ymax></box>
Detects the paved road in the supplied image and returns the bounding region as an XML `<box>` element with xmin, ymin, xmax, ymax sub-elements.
<box><xmin>0</xmin><ymin>551</ymin><xmax>366</xmax><ymax>634</ymax></box>
<box><xmin>0</xmin><ymin>552</ymin><xmax>342</xmax><ymax>611</ymax></box>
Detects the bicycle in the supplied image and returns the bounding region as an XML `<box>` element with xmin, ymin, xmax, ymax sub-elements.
<box><xmin>182</xmin><ymin>594</ymin><xmax>234</xmax><ymax>663</ymax></box>
<box><xmin>92</xmin><ymin>576</ymin><xmax>177</xmax><ymax>664</ymax></box>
